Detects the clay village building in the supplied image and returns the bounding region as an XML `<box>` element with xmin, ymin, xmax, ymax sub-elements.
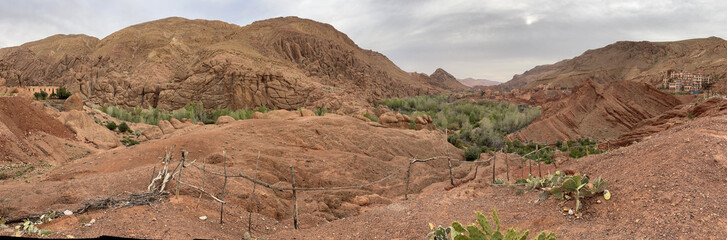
<box><xmin>661</xmin><ymin>70</ymin><xmax>712</xmax><ymax>92</ymax></box>
<box><xmin>24</xmin><ymin>86</ymin><xmax>59</xmax><ymax>95</ymax></box>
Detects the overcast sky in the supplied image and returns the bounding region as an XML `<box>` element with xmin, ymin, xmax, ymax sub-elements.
<box><xmin>1</xmin><ymin>0</ymin><xmax>726</xmax><ymax>82</ymax></box>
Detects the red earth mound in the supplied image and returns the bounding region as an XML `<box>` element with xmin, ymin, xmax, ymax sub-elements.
<box><xmin>0</xmin><ymin>114</ymin><xmax>466</xmax><ymax>238</ymax></box>
<box><xmin>268</xmin><ymin>112</ymin><xmax>727</xmax><ymax>239</ymax></box>
<box><xmin>0</xmin><ymin>97</ymin><xmax>89</xmax><ymax>164</ymax></box>
<box><xmin>511</xmin><ymin>79</ymin><xmax>683</xmax><ymax>143</ymax></box>
<box><xmin>611</xmin><ymin>96</ymin><xmax>727</xmax><ymax>147</ymax></box>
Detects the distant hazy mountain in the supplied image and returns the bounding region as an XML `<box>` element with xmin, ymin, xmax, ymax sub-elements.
<box><xmin>457</xmin><ymin>78</ymin><xmax>501</xmax><ymax>87</ymax></box>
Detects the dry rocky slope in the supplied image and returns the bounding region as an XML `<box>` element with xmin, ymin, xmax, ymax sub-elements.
<box><xmin>0</xmin><ymin>113</ymin><xmax>465</xmax><ymax>239</ymax></box>
<box><xmin>501</xmin><ymin>37</ymin><xmax>727</xmax><ymax>90</ymax></box>
<box><xmin>0</xmin><ymin>97</ymin><xmax>91</xmax><ymax>164</ymax></box>
<box><xmin>0</xmin><ymin>17</ymin><xmax>465</xmax><ymax>112</ymax></box>
<box><xmin>270</xmin><ymin>112</ymin><xmax>727</xmax><ymax>239</ymax></box>
<box><xmin>511</xmin><ymin>79</ymin><xmax>683</xmax><ymax>143</ymax></box>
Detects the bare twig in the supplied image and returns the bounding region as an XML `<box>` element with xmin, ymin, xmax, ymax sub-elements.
<box><xmin>179</xmin><ymin>181</ymin><xmax>226</xmax><ymax>204</ymax></box>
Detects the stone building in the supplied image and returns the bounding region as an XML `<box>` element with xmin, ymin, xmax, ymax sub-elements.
<box><xmin>661</xmin><ymin>70</ymin><xmax>711</xmax><ymax>92</ymax></box>
<box><xmin>24</xmin><ymin>86</ymin><xmax>59</xmax><ymax>95</ymax></box>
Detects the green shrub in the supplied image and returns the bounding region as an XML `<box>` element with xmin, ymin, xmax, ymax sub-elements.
<box><xmin>34</xmin><ymin>91</ymin><xmax>49</xmax><ymax>100</ymax></box>
<box><xmin>118</xmin><ymin>122</ymin><xmax>130</xmax><ymax>133</ymax></box>
<box><xmin>448</xmin><ymin>134</ymin><xmax>464</xmax><ymax>148</ymax></box>
<box><xmin>121</xmin><ymin>136</ymin><xmax>139</xmax><ymax>146</ymax></box>
<box><xmin>429</xmin><ymin>209</ymin><xmax>556</xmax><ymax>240</ymax></box>
<box><xmin>464</xmin><ymin>147</ymin><xmax>482</xmax><ymax>161</ymax></box>
<box><xmin>314</xmin><ymin>107</ymin><xmax>328</xmax><ymax>116</ymax></box>
<box><xmin>97</xmin><ymin>102</ymin><xmax>261</xmax><ymax>125</ymax></box>
<box><xmin>105</xmin><ymin>121</ymin><xmax>117</xmax><ymax>131</ymax></box>
<box><xmin>56</xmin><ymin>87</ymin><xmax>72</xmax><ymax>99</ymax></box>
<box><xmin>363</xmin><ymin>113</ymin><xmax>378</xmax><ymax>122</ymax></box>
<box><xmin>257</xmin><ymin>105</ymin><xmax>269</xmax><ymax>113</ymax></box>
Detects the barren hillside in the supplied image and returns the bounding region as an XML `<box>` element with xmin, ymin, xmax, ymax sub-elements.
<box><xmin>501</xmin><ymin>37</ymin><xmax>727</xmax><ymax>90</ymax></box>
<box><xmin>0</xmin><ymin>17</ymin><xmax>462</xmax><ymax>112</ymax></box>
<box><xmin>510</xmin><ymin>79</ymin><xmax>682</xmax><ymax>143</ymax></box>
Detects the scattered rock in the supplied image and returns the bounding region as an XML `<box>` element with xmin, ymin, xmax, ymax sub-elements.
<box><xmin>352</xmin><ymin>195</ymin><xmax>371</xmax><ymax>206</ymax></box>
<box><xmin>300</xmin><ymin>108</ymin><xmax>316</xmax><ymax>117</ymax></box>
<box><xmin>63</xmin><ymin>94</ymin><xmax>83</xmax><ymax>112</ymax></box>
<box><xmin>199</xmin><ymin>216</ymin><xmax>207</xmax><ymax>221</ymax></box>
<box><xmin>158</xmin><ymin>120</ymin><xmax>175</xmax><ymax>135</ymax></box>
<box><xmin>216</xmin><ymin>116</ymin><xmax>235</xmax><ymax>125</ymax></box>
<box><xmin>58</xmin><ymin>110</ymin><xmax>120</xmax><ymax>149</ymax></box>
<box><xmin>63</xmin><ymin>210</ymin><xmax>73</xmax><ymax>216</ymax></box>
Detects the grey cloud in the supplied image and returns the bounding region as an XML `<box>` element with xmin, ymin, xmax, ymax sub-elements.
<box><xmin>1</xmin><ymin>0</ymin><xmax>726</xmax><ymax>82</ymax></box>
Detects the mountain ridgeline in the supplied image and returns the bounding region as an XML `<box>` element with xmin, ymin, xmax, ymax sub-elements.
<box><xmin>501</xmin><ymin>37</ymin><xmax>727</xmax><ymax>90</ymax></box>
<box><xmin>0</xmin><ymin>17</ymin><xmax>466</xmax><ymax>112</ymax></box>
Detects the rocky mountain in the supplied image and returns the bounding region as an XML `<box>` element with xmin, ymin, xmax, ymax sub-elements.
<box><xmin>410</xmin><ymin>68</ymin><xmax>468</xmax><ymax>92</ymax></box>
<box><xmin>501</xmin><ymin>37</ymin><xmax>727</xmax><ymax>90</ymax></box>
<box><xmin>0</xmin><ymin>17</ymin><xmax>461</xmax><ymax>112</ymax></box>
<box><xmin>457</xmin><ymin>77</ymin><xmax>500</xmax><ymax>87</ymax></box>
<box><xmin>510</xmin><ymin>79</ymin><xmax>682</xmax><ymax>143</ymax></box>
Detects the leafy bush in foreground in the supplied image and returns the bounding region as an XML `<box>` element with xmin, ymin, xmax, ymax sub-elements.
<box><xmin>428</xmin><ymin>209</ymin><xmax>556</xmax><ymax>240</ymax></box>
<box><xmin>516</xmin><ymin>172</ymin><xmax>610</xmax><ymax>215</ymax></box>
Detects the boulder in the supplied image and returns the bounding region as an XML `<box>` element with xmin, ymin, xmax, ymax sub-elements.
<box><xmin>216</xmin><ymin>116</ymin><xmax>235</xmax><ymax>125</ymax></box>
<box><xmin>379</xmin><ymin>112</ymin><xmax>399</xmax><ymax>124</ymax></box>
<box><xmin>395</xmin><ymin>113</ymin><xmax>405</xmax><ymax>122</ymax></box>
<box><xmin>58</xmin><ymin>110</ymin><xmax>120</xmax><ymax>149</ymax></box>
<box><xmin>300</xmin><ymin>108</ymin><xmax>316</xmax><ymax>117</ymax></box>
<box><xmin>352</xmin><ymin>195</ymin><xmax>370</xmax><ymax>206</ymax></box>
<box><xmin>137</xmin><ymin>125</ymin><xmax>163</xmax><ymax>140</ymax></box>
<box><xmin>63</xmin><ymin>94</ymin><xmax>83</xmax><ymax>112</ymax></box>
<box><xmin>415</xmin><ymin>116</ymin><xmax>427</xmax><ymax>125</ymax></box>
<box><xmin>170</xmin><ymin>118</ymin><xmax>184</xmax><ymax>129</ymax></box>
<box><xmin>252</xmin><ymin>112</ymin><xmax>266</xmax><ymax>119</ymax></box>
<box><xmin>402</xmin><ymin>114</ymin><xmax>411</xmax><ymax>122</ymax></box>
<box><xmin>158</xmin><ymin>120</ymin><xmax>175</xmax><ymax>134</ymax></box>
<box><xmin>374</xmin><ymin>105</ymin><xmax>390</xmax><ymax>117</ymax></box>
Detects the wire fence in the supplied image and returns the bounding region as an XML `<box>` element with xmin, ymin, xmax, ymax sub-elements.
<box><xmin>148</xmin><ymin>134</ymin><xmax>589</xmax><ymax>236</ymax></box>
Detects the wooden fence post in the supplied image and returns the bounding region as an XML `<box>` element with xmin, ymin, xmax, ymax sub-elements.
<box><xmin>537</xmin><ymin>147</ymin><xmax>542</xmax><ymax>178</ymax></box>
<box><xmin>177</xmin><ymin>150</ymin><xmax>188</xmax><ymax>198</ymax></box>
<box><xmin>290</xmin><ymin>166</ymin><xmax>299</xmax><ymax>230</ymax></box>
<box><xmin>248</xmin><ymin>152</ymin><xmax>261</xmax><ymax>235</ymax></box>
<box><xmin>405</xmin><ymin>161</ymin><xmax>413</xmax><ymax>200</ymax></box>
<box><xmin>491</xmin><ymin>150</ymin><xmax>496</xmax><ymax>184</ymax></box>
<box><xmin>446</xmin><ymin>129</ymin><xmax>454</xmax><ymax>186</ymax></box>
<box><xmin>530</xmin><ymin>145</ymin><xmax>535</xmax><ymax>177</ymax></box>
<box><xmin>220</xmin><ymin>151</ymin><xmax>228</xmax><ymax>224</ymax></box>
<box><xmin>505</xmin><ymin>147</ymin><xmax>509</xmax><ymax>182</ymax></box>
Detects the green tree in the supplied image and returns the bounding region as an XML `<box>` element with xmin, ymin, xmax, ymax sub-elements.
<box><xmin>118</xmin><ymin>122</ymin><xmax>130</xmax><ymax>133</ymax></box>
<box><xmin>56</xmin><ymin>87</ymin><xmax>72</xmax><ymax>99</ymax></box>
<box><xmin>105</xmin><ymin>121</ymin><xmax>118</xmax><ymax>131</ymax></box>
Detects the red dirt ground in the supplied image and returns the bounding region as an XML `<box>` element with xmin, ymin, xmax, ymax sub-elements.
<box><xmin>2</xmin><ymin>98</ymin><xmax>727</xmax><ymax>239</ymax></box>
